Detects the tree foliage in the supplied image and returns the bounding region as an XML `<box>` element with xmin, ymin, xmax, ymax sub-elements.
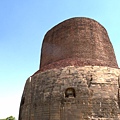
<box><xmin>5</xmin><ymin>116</ymin><xmax>15</xmax><ymax>120</ymax></box>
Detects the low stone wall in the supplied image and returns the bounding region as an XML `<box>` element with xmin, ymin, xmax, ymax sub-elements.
<box><xmin>19</xmin><ymin>66</ymin><xmax>120</xmax><ymax>120</ymax></box>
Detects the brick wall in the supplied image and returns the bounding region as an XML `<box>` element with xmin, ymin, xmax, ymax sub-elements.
<box><xmin>40</xmin><ymin>18</ymin><xmax>118</xmax><ymax>70</ymax></box>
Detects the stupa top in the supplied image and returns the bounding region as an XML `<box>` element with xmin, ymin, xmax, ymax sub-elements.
<box><xmin>40</xmin><ymin>17</ymin><xmax>118</xmax><ymax>71</ymax></box>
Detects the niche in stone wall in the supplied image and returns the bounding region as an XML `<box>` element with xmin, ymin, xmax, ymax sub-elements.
<box><xmin>65</xmin><ymin>88</ymin><xmax>76</xmax><ymax>98</ymax></box>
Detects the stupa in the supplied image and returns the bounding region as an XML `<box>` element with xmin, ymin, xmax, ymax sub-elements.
<box><xmin>19</xmin><ymin>17</ymin><xmax>120</xmax><ymax>120</ymax></box>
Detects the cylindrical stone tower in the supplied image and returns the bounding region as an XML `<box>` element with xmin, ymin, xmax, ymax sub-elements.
<box><xmin>19</xmin><ymin>17</ymin><xmax>120</xmax><ymax>120</ymax></box>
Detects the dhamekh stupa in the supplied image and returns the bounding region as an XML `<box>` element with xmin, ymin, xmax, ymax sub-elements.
<box><xmin>19</xmin><ymin>17</ymin><xmax>120</xmax><ymax>120</ymax></box>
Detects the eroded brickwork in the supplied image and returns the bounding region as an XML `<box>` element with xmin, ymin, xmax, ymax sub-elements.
<box><xmin>40</xmin><ymin>18</ymin><xmax>118</xmax><ymax>69</ymax></box>
<box><xmin>19</xmin><ymin>66</ymin><xmax>120</xmax><ymax>120</ymax></box>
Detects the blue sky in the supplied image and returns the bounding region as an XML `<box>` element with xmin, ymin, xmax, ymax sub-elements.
<box><xmin>0</xmin><ymin>0</ymin><xmax>120</xmax><ymax>119</ymax></box>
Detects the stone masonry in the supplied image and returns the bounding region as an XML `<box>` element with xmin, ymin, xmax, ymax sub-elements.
<box><xmin>19</xmin><ymin>17</ymin><xmax>120</xmax><ymax>120</ymax></box>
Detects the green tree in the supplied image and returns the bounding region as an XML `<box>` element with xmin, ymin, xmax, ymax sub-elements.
<box><xmin>5</xmin><ymin>116</ymin><xmax>15</xmax><ymax>120</ymax></box>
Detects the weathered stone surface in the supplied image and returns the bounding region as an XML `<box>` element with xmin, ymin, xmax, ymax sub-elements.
<box><xmin>19</xmin><ymin>66</ymin><xmax>120</xmax><ymax>120</ymax></box>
